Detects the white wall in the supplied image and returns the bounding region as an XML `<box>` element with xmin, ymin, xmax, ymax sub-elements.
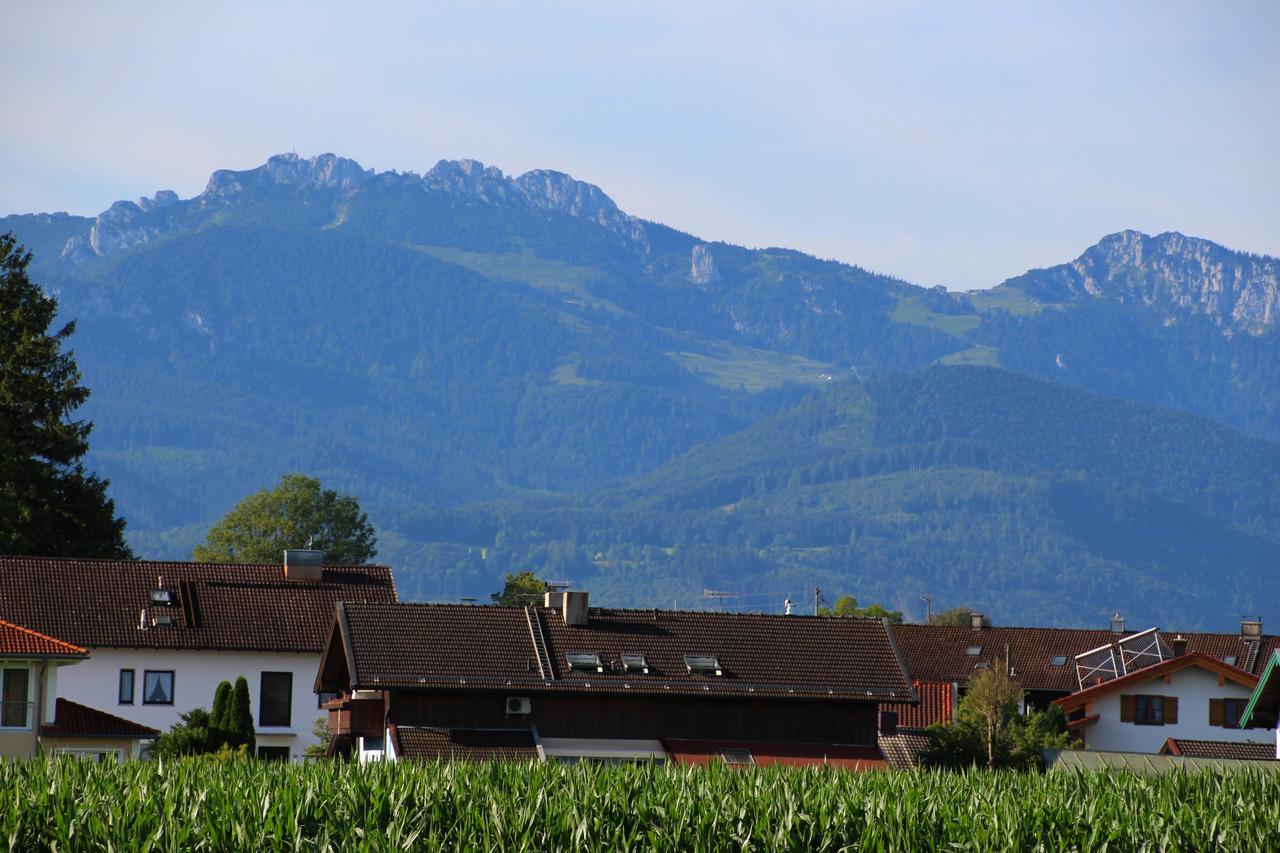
<box><xmin>55</xmin><ymin>648</ymin><xmax>328</xmax><ymax>760</ymax></box>
<box><xmin>1085</xmin><ymin>666</ymin><xmax>1271</xmax><ymax>753</ymax></box>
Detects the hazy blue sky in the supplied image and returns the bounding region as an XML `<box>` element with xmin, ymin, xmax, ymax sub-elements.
<box><xmin>3</xmin><ymin>1</ymin><xmax>1276</xmax><ymax>288</ymax></box>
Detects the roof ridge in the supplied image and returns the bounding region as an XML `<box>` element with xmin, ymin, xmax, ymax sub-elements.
<box><xmin>0</xmin><ymin>555</ymin><xmax>392</xmax><ymax>570</ymax></box>
<box><xmin>0</xmin><ymin>618</ymin><xmax>88</xmax><ymax>655</ymax></box>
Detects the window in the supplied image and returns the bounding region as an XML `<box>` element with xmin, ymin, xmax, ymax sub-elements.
<box><xmin>965</xmin><ymin>646</ymin><xmax>982</xmax><ymax>656</ymax></box>
<box><xmin>1050</xmin><ymin>655</ymin><xmax>1068</xmax><ymax>667</ymax></box>
<box><xmin>566</xmin><ymin>653</ymin><xmax>603</xmax><ymax>673</ymax></box>
<box><xmin>1</xmin><ymin>667</ymin><xmax>32</xmax><ymax>729</ymax></box>
<box><xmin>317</xmin><ymin>690</ymin><xmax>339</xmax><ymax>709</ymax></box>
<box><xmin>1121</xmin><ymin>694</ymin><xmax>1177</xmax><ymax>726</ymax></box>
<box><xmin>53</xmin><ymin>748</ymin><xmax>124</xmax><ymax>763</ymax></box>
<box><xmin>119</xmin><ymin>669</ymin><xmax>135</xmax><ymax>705</ymax></box>
<box><xmin>1223</xmin><ymin>656</ymin><xmax>1238</xmax><ymax>667</ymax></box>
<box><xmin>718</xmin><ymin>748</ymin><xmax>754</xmax><ymax>766</ymax></box>
<box><xmin>684</xmin><ymin>655</ymin><xmax>722</xmax><ymax>676</ymax></box>
<box><xmin>142</xmin><ymin>670</ymin><xmax>174</xmax><ymax>705</ymax></box>
<box><xmin>620</xmin><ymin>654</ymin><xmax>649</xmax><ymax>674</ymax></box>
<box><xmin>257</xmin><ymin>746</ymin><xmax>291</xmax><ymax>761</ymax></box>
<box><xmin>259</xmin><ymin>672</ymin><xmax>292</xmax><ymax>727</ymax></box>
<box><xmin>151</xmin><ymin>612</ymin><xmax>176</xmax><ymax>627</ymax></box>
<box><xmin>1211</xmin><ymin>698</ymin><xmax>1248</xmax><ymax>728</ymax></box>
<box><xmin>150</xmin><ymin>588</ymin><xmax>173</xmax><ymax>605</ymax></box>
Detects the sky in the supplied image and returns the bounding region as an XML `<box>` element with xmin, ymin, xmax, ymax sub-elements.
<box><xmin>2</xmin><ymin>1</ymin><xmax>1276</xmax><ymax>289</ymax></box>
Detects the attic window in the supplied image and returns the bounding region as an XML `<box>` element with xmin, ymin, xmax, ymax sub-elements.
<box><xmin>567</xmin><ymin>653</ymin><xmax>603</xmax><ymax>673</ymax></box>
<box><xmin>621</xmin><ymin>654</ymin><xmax>649</xmax><ymax>674</ymax></box>
<box><xmin>965</xmin><ymin>646</ymin><xmax>982</xmax><ymax>656</ymax></box>
<box><xmin>150</xmin><ymin>588</ymin><xmax>173</xmax><ymax>605</ymax></box>
<box><xmin>1050</xmin><ymin>655</ymin><xmax>1068</xmax><ymax>667</ymax></box>
<box><xmin>719</xmin><ymin>748</ymin><xmax>754</xmax><ymax>766</ymax></box>
<box><xmin>1223</xmin><ymin>655</ymin><xmax>1238</xmax><ymax>667</ymax></box>
<box><xmin>684</xmin><ymin>655</ymin><xmax>722</xmax><ymax>676</ymax></box>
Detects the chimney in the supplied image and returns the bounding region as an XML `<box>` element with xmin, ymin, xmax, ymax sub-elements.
<box><xmin>1110</xmin><ymin>612</ymin><xmax>1125</xmax><ymax>634</ymax></box>
<box><xmin>544</xmin><ymin>591</ymin><xmax>565</xmax><ymax>610</ymax></box>
<box><xmin>562</xmin><ymin>590</ymin><xmax>589</xmax><ymax>627</ymax></box>
<box><xmin>970</xmin><ymin>612</ymin><xmax>985</xmax><ymax>631</ymax></box>
<box><xmin>283</xmin><ymin>549</ymin><xmax>324</xmax><ymax>581</ymax></box>
<box><xmin>1172</xmin><ymin>635</ymin><xmax>1188</xmax><ymax>656</ymax></box>
<box><xmin>1241</xmin><ymin>617</ymin><xmax>1263</xmax><ymax>639</ymax></box>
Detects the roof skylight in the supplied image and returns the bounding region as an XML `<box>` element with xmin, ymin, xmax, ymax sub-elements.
<box><xmin>150</xmin><ymin>588</ymin><xmax>173</xmax><ymax>605</ymax></box>
<box><xmin>684</xmin><ymin>655</ymin><xmax>722</xmax><ymax>676</ymax></box>
<box><xmin>1050</xmin><ymin>655</ymin><xmax>1068</xmax><ymax>667</ymax></box>
<box><xmin>965</xmin><ymin>645</ymin><xmax>982</xmax><ymax>656</ymax></box>
<box><xmin>566</xmin><ymin>653</ymin><xmax>604</xmax><ymax>673</ymax></box>
<box><xmin>621</xmin><ymin>654</ymin><xmax>649</xmax><ymax>674</ymax></box>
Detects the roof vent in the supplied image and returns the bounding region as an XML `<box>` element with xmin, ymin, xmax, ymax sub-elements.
<box><xmin>1110</xmin><ymin>612</ymin><xmax>1126</xmax><ymax>634</ymax></box>
<box><xmin>562</xmin><ymin>590</ymin><xmax>589</xmax><ymax>626</ymax></box>
<box><xmin>970</xmin><ymin>612</ymin><xmax>985</xmax><ymax>631</ymax></box>
<box><xmin>283</xmin><ymin>549</ymin><xmax>324</xmax><ymax>581</ymax></box>
<box><xmin>1242</xmin><ymin>617</ymin><xmax>1263</xmax><ymax>638</ymax></box>
<box><xmin>1172</xmin><ymin>635</ymin><xmax>1188</xmax><ymax>656</ymax></box>
<box><xmin>544</xmin><ymin>591</ymin><xmax>565</xmax><ymax>610</ymax></box>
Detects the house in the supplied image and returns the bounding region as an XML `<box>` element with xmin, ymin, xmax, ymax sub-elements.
<box><xmin>0</xmin><ymin>551</ymin><xmax>397</xmax><ymax>760</ymax></box>
<box><xmin>1239</xmin><ymin>649</ymin><xmax>1280</xmax><ymax>759</ymax></box>
<box><xmin>315</xmin><ymin>591</ymin><xmax>914</xmax><ymax>766</ymax></box>
<box><xmin>1052</xmin><ymin>652</ymin><xmax>1270</xmax><ymax>753</ymax></box>
<box><xmin>891</xmin><ymin>616</ymin><xmax>1279</xmax><ymax>714</ymax></box>
<box><xmin>1</xmin><ymin>618</ymin><xmax>157</xmax><ymax>760</ymax></box>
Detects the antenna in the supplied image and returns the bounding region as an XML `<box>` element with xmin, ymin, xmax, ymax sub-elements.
<box><xmin>702</xmin><ymin>589</ymin><xmax>739</xmax><ymax>610</ymax></box>
<box><xmin>920</xmin><ymin>594</ymin><xmax>932</xmax><ymax>625</ymax></box>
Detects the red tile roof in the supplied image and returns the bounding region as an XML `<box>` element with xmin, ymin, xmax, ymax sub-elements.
<box><xmin>877</xmin><ymin>730</ymin><xmax>931</xmax><ymax>769</ymax></box>
<box><xmin>880</xmin><ymin>681</ymin><xmax>953</xmax><ymax>728</ymax></box>
<box><xmin>0</xmin><ymin>556</ymin><xmax>397</xmax><ymax>653</ymax></box>
<box><xmin>40</xmin><ymin>699</ymin><xmax>159</xmax><ymax>739</ymax></box>
<box><xmin>0</xmin><ymin>619</ymin><xmax>87</xmax><ymax>658</ymax></box>
<box><xmin>663</xmin><ymin>739</ymin><xmax>887</xmax><ymax>770</ymax></box>
<box><xmin>392</xmin><ymin>726</ymin><xmax>539</xmax><ymax>762</ymax></box>
<box><xmin>326</xmin><ymin>603</ymin><xmax>915</xmax><ymax>702</ymax></box>
<box><xmin>1160</xmin><ymin>739</ymin><xmax>1276</xmax><ymax>761</ymax></box>
<box><xmin>893</xmin><ymin>624</ymin><xmax>1280</xmax><ymax>692</ymax></box>
<box><xmin>1053</xmin><ymin>653</ymin><xmax>1258</xmax><ymax>712</ymax></box>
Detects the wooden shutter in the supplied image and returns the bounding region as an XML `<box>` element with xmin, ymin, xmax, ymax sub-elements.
<box><xmin>1209</xmin><ymin>698</ymin><xmax>1225</xmax><ymax>727</ymax></box>
<box><xmin>1164</xmin><ymin>696</ymin><xmax>1178</xmax><ymax>725</ymax></box>
<box><xmin>1120</xmin><ymin>695</ymin><xmax>1136</xmax><ymax>722</ymax></box>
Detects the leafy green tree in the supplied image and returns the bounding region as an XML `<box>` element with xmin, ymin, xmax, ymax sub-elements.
<box><xmin>491</xmin><ymin>570</ymin><xmax>547</xmax><ymax>606</ymax></box>
<box><xmin>0</xmin><ymin>234</ymin><xmax>131</xmax><ymax>558</ymax></box>
<box><xmin>154</xmin><ymin>707</ymin><xmax>217</xmax><ymax>757</ymax></box>
<box><xmin>209</xmin><ymin>680</ymin><xmax>233</xmax><ymax>747</ymax></box>
<box><xmin>230</xmin><ymin>676</ymin><xmax>255</xmax><ymax>753</ymax></box>
<box><xmin>931</xmin><ymin>607</ymin><xmax>988</xmax><ymax>627</ymax></box>
<box><xmin>304</xmin><ymin>717</ymin><xmax>333</xmax><ymax>759</ymax></box>
<box><xmin>818</xmin><ymin>594</ymin><xmax>903</xmax><ymax>623</ymax></box>
<box><xmin>194</xmin><ymin>473</ymin><xmax>376</xmax><ymax>564</ymax></box>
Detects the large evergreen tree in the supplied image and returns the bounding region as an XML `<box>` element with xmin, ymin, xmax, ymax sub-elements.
<box><xmin>0</xmin><ymin>234</ymin><xmax>131</xmax><ymax>558</ymax></box>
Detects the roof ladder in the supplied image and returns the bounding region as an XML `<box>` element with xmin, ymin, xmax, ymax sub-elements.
<box><xmin>525</xmin><ymin>606</ymin><xmax>556</xmax><ymax>682</ymax></box>
<box><xmin>1243</xmin><ymin>640</ymin><xmax>1261</xmax><ymax>673</ymax></box>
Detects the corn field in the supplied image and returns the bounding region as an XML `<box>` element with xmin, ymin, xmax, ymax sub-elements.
<box><xmin>3</xmin><ymin>757</ymin><xmax>1278</xmax><ymax>851</ymax></box>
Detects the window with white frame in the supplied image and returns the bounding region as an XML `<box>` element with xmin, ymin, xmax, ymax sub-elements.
<box><xmin>0</xmin><ymin>667</ymin><xmax>33</xmax><ymax>729</ymax></box>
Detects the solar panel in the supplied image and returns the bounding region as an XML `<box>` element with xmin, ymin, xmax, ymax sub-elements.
<box><xmin>566</xmin><ymin>653</ymin><xmax>603</xmax><ymax>673</ymax></box>
<box><xmin>620</xmin><ymin>654</ymin><xmax>649</xmax><ymax>674</ymax></box>
<box><xmin>1074</xmin><ymin>642</ymin><xmax>1121</xmax><ymax>690</ymax></box>
<box><xmin>684</xmin><ymin>655</ymin><xmax>722</xmax><ymax>676</ymax></box>
<box><xmin>1117</xmin><ymin>628</ymin><xmax>1170</xmax><ymax>674</ymax></box>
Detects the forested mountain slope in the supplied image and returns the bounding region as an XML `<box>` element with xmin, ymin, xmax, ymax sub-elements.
<box><xmin>401</xmin><ymin>367</ymin><xmax>1280</xmax><ymax>630</ymax></box>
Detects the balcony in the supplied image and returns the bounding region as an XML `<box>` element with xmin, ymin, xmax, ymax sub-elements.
<box><xmin>326</xmin><ymin>696</ymin><xmax>383</xmax><ymax>737</ymax></box>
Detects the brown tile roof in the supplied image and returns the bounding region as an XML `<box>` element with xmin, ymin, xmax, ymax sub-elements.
<box><xmin>0</xmin><ymin>556</ymin><xmax>397</xmax><ymax>653</ymax></box>
<box><xmin>0</xmin><ymin>619</ymin><xmax>87</xmax><ymax>658</ymax></box>
<box><xmin>1161</xmin><ymin>739</ymin><xmax>1276</xmax><ymax>761</ymax></box>
<box><xmin>392</xmin><ymin>726</ymin><xmax>539</xmax><ymax>762</ymax></box>
<box><xmin>331</xmin><ymin>603</ymin><xmax>915</xmax><ymax>702</ymax></box>
<box><xmin>881</xmin><ymin>681</ymin><xmax>953</xmax><ymax>728</ymax></box>
<box><xmin>877</xmin><ymin>729</ymin><xmax>931</xmax><ymax>769</ymax></box>
<box><xmin>662</xmin><ymin>739</ymin><xmax>887</xmax><ymax>770</ymax></box>
<box><xmin>892</xmin><ymin>624</ymin><xmax>1280</xmax><ymax>692</ymax></box>
<box><xmin>1053</xmin><ymin>653</ymin><xmax>1258</xmax><ymax>712</ymax></box>
<box><xmin>40</xmin><ymin>698</ymin><xmax>159</xmax><ymax>739</ymax></box>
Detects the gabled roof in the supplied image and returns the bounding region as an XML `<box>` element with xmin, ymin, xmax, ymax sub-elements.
<box><xmin>1160</xmin><ymin>738</ymin><xmax>1275</xmax><ymax>761</ymax></box>
<box><xmin>0</xmin><ymin>556</ymin><xmax>397</xmax><ymax>653</ymax></box>
<box><xmin>0</xmin><ymin>619</ymin><xmax>87</xmax><ymax>659</ymax></box>
<box><xmin>1240</xmin><ymin>649</ymin><xmax>1280</xmax><ymax>729</ymax></box>
<box><xmin>893</xmin><ymin>624</ymin><xmax>1280</xmax><ymax>691</ymax></box>
<box><xmin>1052</xmin><ymin>653</ymin><xmax>1258</xmax><ymax>712</ymax></box>
<box><xmin>320</xmin><ymin>602</ymin><xmax>916</xmax><ymax>702</ymax></box>
<box><xmin>40</xmin><ymin>699</ymin><xmax>159</xmax><ymax>739</ymax></box>
<box><xmin>880</xmin><ymin>681</ymin><xmax>953</xmax><ymax>728</ymax></box>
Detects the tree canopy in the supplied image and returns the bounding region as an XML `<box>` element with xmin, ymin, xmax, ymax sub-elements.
<box><xmin>0</xmin><ymin>234</ymin><xmax>131</xmax><ymax>558</ymax></box>
<box><xmin>818</xmin><ymin>594</ymin><xmax>903</xmax><ymax>622</ymax></box>
<box><xmin>193</xmin><ymin>474</ymin><xmax>377</xmax><ymax>564</ymax></box>
<box><xmin>491</xmin><ymin>570</ymin><xmax>547</xmax><ymax>606</ymax></box>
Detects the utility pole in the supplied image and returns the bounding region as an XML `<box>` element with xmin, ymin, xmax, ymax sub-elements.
<box><xmin>921</xmin><ymin>594</ymin><xmax>932</xmax><ymax>625</ymax></box>
<box><xmin>814</xmin><ymin>586</ymin><xmax>821</xmax><ymax>616</ymax></box>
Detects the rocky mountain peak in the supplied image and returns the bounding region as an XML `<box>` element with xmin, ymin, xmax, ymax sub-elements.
<box><xmin>204</xmin><ymin>152</ymin><xmax>372</xmax><ymax>196</ymax></box>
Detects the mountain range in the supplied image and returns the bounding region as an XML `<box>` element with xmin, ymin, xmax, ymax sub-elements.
<box><xmin>3</xmin><ymin>152</ymin><xmax>1277</xmax><ymax>629</ymax></box>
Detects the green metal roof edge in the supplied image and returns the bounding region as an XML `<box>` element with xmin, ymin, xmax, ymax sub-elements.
<box><xmin>1240</xmin><ymin>649</ymin><xmax>1280</xmax><ymax>728</ymax></box>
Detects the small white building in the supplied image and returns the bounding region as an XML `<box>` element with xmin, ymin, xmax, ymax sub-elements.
<box><xmin>0</xmin><ymin>552</ymin><xmax>397</xmax><ymax>760</ymax></box>
<box><xmin>1055</xmin><ymin>652</ymin><xmax>1271</xmax><ymax>754</ymax></box>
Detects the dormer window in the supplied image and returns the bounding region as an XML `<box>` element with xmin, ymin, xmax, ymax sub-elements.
<box><xmin>684</xmin><ymin>655</ymin><xmax>722</xmax><ymax>676</ymax></box>
<box><xmin>620</xmin><ymin>654</ymin><xmax>649</xmax><ymax>674</ymax></box>
<box><xmin>567</xmin><ymin>653</ymin><xmax>603</xmax><ymax>673</ymax></box>
<box><xmin>150</xmin><ymin>588</ymin><xmax>173</xmax><ymax>605</ymax></box>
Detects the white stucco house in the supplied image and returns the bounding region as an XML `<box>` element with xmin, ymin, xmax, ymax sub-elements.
<box><xmin>1055</xmin><ymin>652</ymin><xmax>1271</xmax><ymax>754</ymax></box>
<box><xmin>1239</xmin><ymin>649</ymin><xmax>1280</xmax><ymax>760</ymax></box>
<box><xmin>0</xmin><ymin>552</ymin><xmax>397</xmax><ymax>760</ymax></box>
